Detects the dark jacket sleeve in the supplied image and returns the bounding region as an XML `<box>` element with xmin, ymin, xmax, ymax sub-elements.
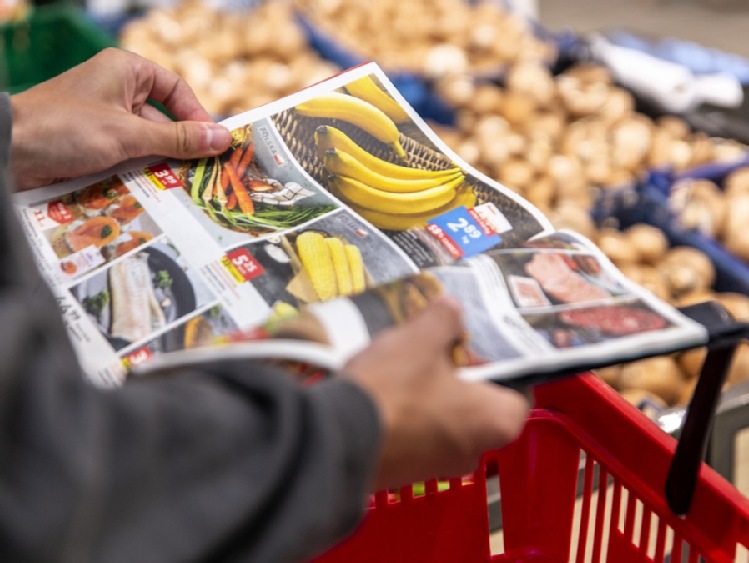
<box><xmin>0</xmin><ymin>93</ymin><xmax>382</xmax><ymax>563</ymax></box>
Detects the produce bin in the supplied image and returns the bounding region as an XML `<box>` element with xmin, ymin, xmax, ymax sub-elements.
<box><xmin>592</xmin><ymin>159</ymin><xmax>749</xmax><ymax>489</ymax></box>
<box><xmin>312</xmin><ymin>374</ymin><xmax>749</xmax><ymax>562</ymax></box>
<box><xmin>592</xmin><ymin>162</ymin><xmax>749</xmax><ymax>296</ymax></box>
<box><xmin>293</xmin><ymin>3</ymin><xmax>565</xmax><ymax>125</ymax></box>
<box><xmin>293</xmin><ymin>13</ymin><xmax>457</xmax><ymax>125</ymax></box>
<box><xmin>0</xmin><ymin>5</ymin><xmax>115</xmax><ymax>94</ymax></box>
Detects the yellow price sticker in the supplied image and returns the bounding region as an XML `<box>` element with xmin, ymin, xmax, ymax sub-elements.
<box><xmin>144</xmin><ymin>163</ymin><xmax>184</xmax><ymax>190</ymax></box>
<box><xmin>221</xmin><ymin>256</ymin><xmax>246</xmax><ymax>284</ymax></box>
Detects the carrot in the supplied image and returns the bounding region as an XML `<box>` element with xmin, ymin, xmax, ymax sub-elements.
<box><xmin>226</xmin><ymin>192</ymin><xmax>238</xmax><ymax>210</ymax></box>
<box><xmin>224</xmin><ymin>163</ymin><xmax>254</xmax><ymax>214</ymax></box>
<box><xmin>221</xmin><ymin>163</ymin><xmax>230</xmax><ymax>189</ymax></box>
<box><xmin>228</xmin><ymin>144</ymin><xmax>244</xmax><ymax>168</ymax></box>
<box><xmin>236</xmin><ymin>141</ymin><xmax>255</xmax><ymax>178</ymax></box>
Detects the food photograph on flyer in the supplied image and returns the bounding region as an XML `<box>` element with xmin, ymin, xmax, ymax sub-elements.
<box><xmin>121</xmin><ymin>304</ymin><xmax>240</xmax><ymax>372</ymax></box>
<box><xmin>30</xmin><ymin>176</ymin><xmax>162</xmax><ymax>281</ymax></box>
<box><xmin>170</xmin><ymin>121</ymin><xmax>340</xmax><ymax>248</ymax></box>
<box><xmin>222</xmin><ymin>209</ymin><xmax>417</xmax><ymax>314</ymax></box>
<box><xmin>523</xmin><ymin>299</ymin><xmax>678</xmax><ymax>350</ymax></box>
<box><xmin>488</xmin><ymin>248</ymin><xmax>630</xmax><ymax>308</ymax></box>
<box><xmin>269</xmin><ymin>70</ymin><xmax>547</xmax><ymax>249</ymax></box>
<box><xmin>68</xmin><ymin>240</ymin><xmax>217</xmax><ymax>353</ymax></box>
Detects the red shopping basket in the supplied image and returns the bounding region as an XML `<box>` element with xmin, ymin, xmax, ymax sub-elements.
<box><xmin>312</xmin><ymin>373</ymin><xmax>749</xmax><ymax>563</ymax></box>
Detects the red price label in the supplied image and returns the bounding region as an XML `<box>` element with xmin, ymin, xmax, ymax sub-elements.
<box><xmin>123</xmin><ymin>347</ymin><xmax>153</xmax><ymax>369</ymax></box>
<box><xmin>146</xmin><ymin>163</ymin><xmax>184</xmax><ymax>190</ymax></box>
<box><xmin>225</xmin><ymin>248</ymin><xmax>264</xmax><ymax>282</ymax></box>
<box><xmin>46</xmin><ymin>200</ymin><xmax>74</xmax><ymax>224</ymax></box>
<box><xmin>426</xmin><ymin>223</ymin><xmax>463</xmax><ymax>259</ymax></box>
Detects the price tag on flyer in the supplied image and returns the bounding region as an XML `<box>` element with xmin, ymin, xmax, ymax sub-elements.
<box><xmin>27</xmin><ymin>200</ymin><xmax>75</xmax><ymax>230</ymax></box>
<box><xmin>427</xmin><ymin>206</ymin><xmax>502</xmax><ymax>258</ymax></box>
<box><xmin>122</xmin><ymin>346</ymin><xmax>154</xmax><ymax>371</ymax></box>
<box><xmin>222</xmin><ymin>248</ymin><xmax>265</xmax><ymax>283</ymax></box>
<box><xmin>144</xmin><ymin>163</ymin><xmax>184</xmax><ymax>190</ymax></box>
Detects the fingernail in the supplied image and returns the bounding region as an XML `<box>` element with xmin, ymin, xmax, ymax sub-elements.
<box><xmin>204</xmin><ymin>124</ymin><xmax>232</xmax><ymax>151</ymax></box>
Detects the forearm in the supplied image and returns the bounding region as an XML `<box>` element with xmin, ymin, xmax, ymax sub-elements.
<box><xmin>0</xmin><ymin>340</ymin><xmax>380</xmax><ymax>563</ymax></box>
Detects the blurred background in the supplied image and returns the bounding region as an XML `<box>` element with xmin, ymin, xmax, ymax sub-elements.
<box><xmin>540</xmin><ymin>0</ymin><xmax>749</xmax><ymax>59</ymax></box>
<box><xmin>6</xmin><ymin>0</ymin><xmax>749</xmax><ymax>501</ymax></box>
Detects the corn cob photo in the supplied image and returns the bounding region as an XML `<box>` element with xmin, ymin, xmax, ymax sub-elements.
<box><xmin>296</xmin><ymin>231</ymin><xmax>338</xmax><ymax>301</ymax></box>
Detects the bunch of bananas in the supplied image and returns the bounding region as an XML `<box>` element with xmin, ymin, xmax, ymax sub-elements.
<box><xmin>315</xmin><ymin>124</ymin><xmax>476</xmax><ymax>231</ymax></box>
<box><xmin>295</xmin><ymin>75</ymin><xmax>477</xmax><ymax>231</ymax></box>
<box><xmin>295</xmin><ymin>87</ymin><xmax>408</xmax><ymax>160</ymax></box>
<box><xmin>296</xmin><ymin>231</ymin><xmax>367</xmax><ymax>301</ymax></box>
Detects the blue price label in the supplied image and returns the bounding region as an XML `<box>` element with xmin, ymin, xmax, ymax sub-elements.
<box><xmin>428</xmin><ymin>206</ymin><xmax>502</xmax><ymax>258</ymax></box>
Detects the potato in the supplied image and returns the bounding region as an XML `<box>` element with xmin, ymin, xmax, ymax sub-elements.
<box><xmin>661</xmin><ymin>247</ymin><xmax>715</xmax><ymax>294</ymax></box>
<box><xmin>596</xmin><ymin>229</ymin><xmax>639</xmax><ymax>266</ymax></box>
<box><xmin>549</xmin><ymin>204</ymin><xmax>596</xmax><ymax>240</ymax></box>
<box><xmin>506</xmin><ymin>61</ymin><xmax>555</xmax><ymax>107</ymax></box>
<box><xmin>622</xmin><ymin>265</ymin><xmax>670</xmax><ymax>302</ymax></box>
<box><xmin>626</xmin><ymin>224</ymin><xmax>668</xmax><ymax>265</ymax></box>
<box><xmin>715</xmin><ymin>292</ymin><xmax>749</xmax><ymax>321</ymax></box>
<box><xmin>677</xmin><ymin>377</ymin><xmax>698</xmax><ymax>406</ymax></box>
<box><xmin>724</xmin><ymin>194</ymin><xmax>749</xmax><ymax>261</ymax></box>
<box><xmin>728</xmin><ymin>343</ymin><xmax>749</xmax><ymax>387</ymax></box>
<box><xmin>725</xmin><ymin>167</ymin><xmax>749</xmax><ymax>198</ymax></box>
<box><xmin>617</xmin><ymin>357</ymin><xmax>685</xmax><ymax>405</ymax></box>
<box><xmin>595</xmin><ymin>364</ymin><xmax>622</xmax><ymax>387</ymax></box>
<box><xmin>677</xmin><ymin>347</ymin><xmax>707</xmax><ymax>381</ymax></box>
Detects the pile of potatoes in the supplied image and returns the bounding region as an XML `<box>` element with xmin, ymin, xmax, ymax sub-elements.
<box><xmin>119</xmin><ymin>0</ymin><xmax>340</xmax><ymax>117</ymax></box>
<box><xmin>294</xmin><ymin>0</ymin><xmax>555</xmax><ymax>77</ymax></box>
<box><xmin>666</xmin><ymin>166</ymin><xmax>749</xmax><ymax>262</ymax></box>
<box><xmin>586</xmin><ymin>224</ymin><xmax>749</xmax><ymax>409</ymax></box>
<box><xmin>430</xmin><ymin>61</ymin><xmax>746</xmax><ymax>218</ymax></box>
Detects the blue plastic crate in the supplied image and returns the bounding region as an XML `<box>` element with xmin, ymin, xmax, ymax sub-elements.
<box><xmin>592</xmin><ymin>158</ymin><xmax>749</xmax><ymax>296</ymax></box>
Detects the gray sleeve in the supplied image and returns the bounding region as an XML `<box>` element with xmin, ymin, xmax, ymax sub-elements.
<box><xmin>0</xmin><ymin>93</ymin><xmax>382</xmax><ymax>563</ymax></box>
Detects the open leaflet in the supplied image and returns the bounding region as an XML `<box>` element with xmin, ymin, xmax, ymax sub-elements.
<box><xmin>14</xmin><ymin>62</ymin><xmax>708</xmax><ymax>387</ymax></box>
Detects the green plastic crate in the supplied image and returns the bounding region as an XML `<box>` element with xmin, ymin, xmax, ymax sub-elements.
<box><xmin>0</xmin><ymin>5</ymin><xmax>115</xmax><ymax>93</ymax></box>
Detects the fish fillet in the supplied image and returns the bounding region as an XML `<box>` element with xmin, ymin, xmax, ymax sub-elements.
<box><xmin>110</xmin><ymin>254</ymin><xmax>166</xmax><ymax>343</ymax></box>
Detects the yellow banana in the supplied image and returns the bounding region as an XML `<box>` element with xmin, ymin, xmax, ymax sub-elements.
<box><xmin>295</xmin><ymin>93</ymin><xmax>407</xmax><ymax>160</ymax></box>
<box><xmin>329</xmin><ymin>173</ymin><xmax>463</xmax><ymax>215</ymax></box>
<box><xmin>344</xmin><ymin>75</ymin><xmax>411</xmax><ymax>124</ymax></box>
<box><xmin>325</xmin><ymin>237</ymin><xmax>353</xmax><ymax>296</ymax></box>
<box><xmin>315</xmin><ymin>125</ymin><xmax>459</xmax><ymax>181</ymax></box>
<box><xmin>324</xmin><ymin>148</ymin><xmax>462</xmax><ymax>194</ymax></box>
<box><xmin>352</xmin><ymin>188</ymin><xmax>477</xmax><ymax>231</ymax></box>
<box><xmin>344</xmin><ymin>244</ymin><xmax>366</xmax><ymax>293</ymax></box>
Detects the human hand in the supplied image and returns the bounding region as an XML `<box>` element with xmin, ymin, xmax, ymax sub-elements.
<box><xmin>343</xmin><ymin>297</ymin><xmax>530</xmax><ymax>490</ymax></box>
<box><xmin>10</xmin><ymin>48</ymin><xmax>232</xmax><ymax>191</ymax></box>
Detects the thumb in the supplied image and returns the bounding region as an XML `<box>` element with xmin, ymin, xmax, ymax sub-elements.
<box><xmin>130</xmin><ymin>119</ymin><xmax>233</xmax><ymax>160</ymax></box>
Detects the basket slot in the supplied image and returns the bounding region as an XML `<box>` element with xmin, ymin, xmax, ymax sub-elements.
<box><xmin>591</xmin><ymin>465</ymin><xmax>610</xmax><ymax>562</ymax></box>
<box><xmin>573</xmin><ymin>452</ymin><xmax>596</xmax><ymax>563</ymax></box>
<box><xmin>399</xmin><ymin>484</ymin><xmax>413</xmax><ymax>502</ymax></box>
<box><xmin>622</xmin><ymin>488</ymin><xmax>638</xmax><ymax>544</ymax></box>
<box><xmin>605</xmin><ymin>479</ymin><xmax>622</xmax><ymax>558</ymax></box>
<box><xmin>671</xmin><ymin>534</ymin><xmax>683</xmax><ymax>563</ymax></box>
<box><xmin>425</xmin><ymin>479</ymin><xmax>438</xmax><ymax>495</ymax></box>
<box><xmin>639</xmin><ymin>505</ymin><xmax>652</xmax><ymax>557</ymax></box>
<box><xmin>654</xmin><ymin>517</ymin><xmax>669</xmax><ymax>562</ymax></box>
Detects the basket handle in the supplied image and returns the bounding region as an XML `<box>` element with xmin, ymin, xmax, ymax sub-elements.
<box><xmin>665</xmin><ymin>344</ymin><xmax>736</xmax><ymax>515</ymax></box>
<box><xmin>665</xmin><ymin>301</ymin><xmax>749</xmax><ymax>514</ymax></box>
